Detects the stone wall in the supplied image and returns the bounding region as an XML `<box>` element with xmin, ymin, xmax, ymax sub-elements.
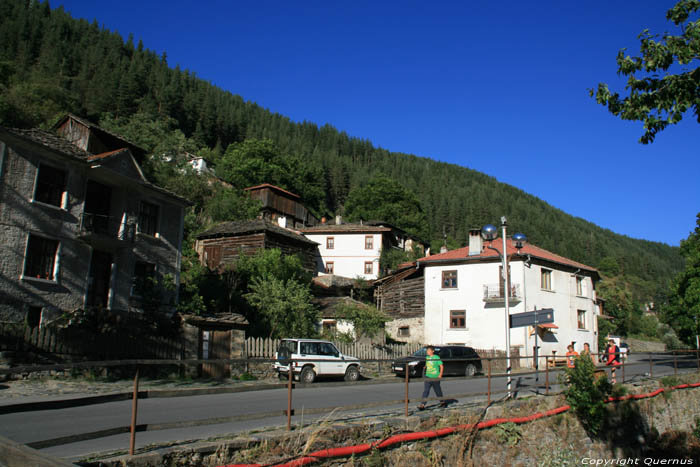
<box><xmin>385</xmin><ymin>317</ymin><xmax>424</xmax><ymax>344</ymax></box>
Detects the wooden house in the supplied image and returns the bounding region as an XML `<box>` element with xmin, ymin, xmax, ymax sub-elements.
<box><xmin>244</xmin><ymin>183</ymin><xmax>319</xmax><ymax>228</ymax></box>
<box><xmin>195</xmin><ymin>219</ymin><xmax>319</xmax><ymax>273</ymax></box>
<box><xmin>374</xmin><ymin>266</ymin><xmax>425</xmax><ymax>344</ymax></box>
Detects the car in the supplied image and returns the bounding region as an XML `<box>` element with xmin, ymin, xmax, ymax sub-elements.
<box><xmin>273</xmin><ymin>338</ymin><xmax>361</xmax><ymax>383</ymax></box>
<box><xmin>391</xmin><ymin>345</ymin><xmax>482</xmax><ymax>378</ymax></box>
<box><xmin>619</xmin><ymin>342</ymin><xmax>630</xmax><ymax>359</ymax></box>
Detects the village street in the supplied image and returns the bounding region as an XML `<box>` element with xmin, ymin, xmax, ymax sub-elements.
<box><xmin>0</xmin><ymin>352</ymin><xmax>694</xmax><ymax>462</ymax></box>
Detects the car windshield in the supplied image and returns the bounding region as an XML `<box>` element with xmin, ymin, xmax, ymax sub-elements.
<box><xmin>413</xmin><ymin>348</ymin><xmax>427</xmax><ymax>357</ymax></box>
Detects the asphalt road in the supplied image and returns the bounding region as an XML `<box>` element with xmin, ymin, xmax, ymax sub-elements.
<box><xmin>0</xmin><ymin>352</ymin><xmax>695</xmax><ymax>461</ymax></box>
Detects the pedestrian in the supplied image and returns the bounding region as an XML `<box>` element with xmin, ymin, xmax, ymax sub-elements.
<box><xmin>418</xmin><ymin>345</ymin><xmax>446</xmax><ymax>410</ymax></box>
<box><xmin>581</xmin><ymin>342</ymin><xmax>593</xmax><ymax>362</ymax></box>
<box><xmin>606</xmin><ymin>339</ymin><xmax>621</xmax><ymax>383</ymax></box>
<box><xmin>566</xmin><ymin>344</ymin><xmax>579</xmax><ymax>369</ymax></box>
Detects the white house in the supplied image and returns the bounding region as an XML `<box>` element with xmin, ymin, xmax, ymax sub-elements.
<box><xmin>299</xmin><ymin>222</ymin><xmax>393</xmax><ymax>280</ymax></box>
<box><xmin>398</xmin><ymin>229</ymin><xmax>600</xmax><ymax>361</ymax></box>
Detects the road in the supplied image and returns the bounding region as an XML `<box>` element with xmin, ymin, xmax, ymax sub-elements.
<box><xmin>0</xmin><ymin>352</ymin><xmax>695</xmax><ymax>461</ymax></box>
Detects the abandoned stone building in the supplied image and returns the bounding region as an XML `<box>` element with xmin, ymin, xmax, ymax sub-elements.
<box><xmin>0</xmin><ymin>118</ymin><xmax>190</xmax><ymax>327</ymax></box>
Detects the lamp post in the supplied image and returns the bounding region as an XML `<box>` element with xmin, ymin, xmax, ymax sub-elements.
<box><xmin>481</xmin><ymin>216</ymin><xmax>526</xmax><ymax>399</ymax></box>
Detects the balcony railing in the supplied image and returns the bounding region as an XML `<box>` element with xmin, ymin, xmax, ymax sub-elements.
<box><xmin>79</xmin><ymin>213</ymin><xmax>135</xmax><ymax>242</ymax></box>
<box><xmin>483</xmin><ymin>284</ymin><xmax>522</xmax><ymax>303</ymax></box>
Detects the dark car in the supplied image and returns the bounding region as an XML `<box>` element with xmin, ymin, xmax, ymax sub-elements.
<box><xmin>391</xmin><ymin>345</ymin><xmax>482</xmax><ymax>378</ymax></box>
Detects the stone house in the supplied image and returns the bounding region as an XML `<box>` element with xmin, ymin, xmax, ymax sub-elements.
<box><xmin>0</xmin><ymin>122</ymin><xmax>189</xmax><ymax>327</ymax></box>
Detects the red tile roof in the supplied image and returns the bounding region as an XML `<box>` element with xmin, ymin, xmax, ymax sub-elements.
<box><xmin>416</xmin><ymin>239</ymin><xmax>597</xmax><ymax>273</ymax></box>
<box><xmin>87</xmin><ymin>148</ymin><xmax>129</xmax><ymax>162</ymax></box>
<box><xmin>244</xmin><ymin>183</ymin><xmax>300</xmax><ymax>199</ymax></box>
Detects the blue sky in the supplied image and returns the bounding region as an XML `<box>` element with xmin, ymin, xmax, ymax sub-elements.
<box><xmin>55</xmin><ymin>1</ymin><xmax>699</xmax><ymax>246</ymax></box>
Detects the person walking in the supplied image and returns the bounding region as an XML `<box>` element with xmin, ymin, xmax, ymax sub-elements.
<box><xmin>566</xmin><ymin>344</ymin><xmax>579</xmax><ymax>369</ymax></box>
<box><xmin>418</xmin><ymin>345</ymin><xmax>446</xmax><ymax>410</ymax></box>
<box><xmin>606</xmin><ymin>339</ymin><xmax>621</xmax><ymax>383</ymax></box>
<box><xmin>581</xmin><ymin>342</ymin><xmax>593</xmax><ymax>362</ymax></box>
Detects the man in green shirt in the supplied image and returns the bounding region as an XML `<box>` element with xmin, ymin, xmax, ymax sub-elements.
<box><xmin>418</xmin><ymin>345</ymin><xmax>446</xmax><ymax>410</ymax></box>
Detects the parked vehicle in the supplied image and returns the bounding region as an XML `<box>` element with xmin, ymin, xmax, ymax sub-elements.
<box><xmin>619</xmin><ymin>342</ymin><xmax>630</xmax><ymax>359</ymax></box>
<box><xmin>273</xmin><ymin>338</ymin><xmax>361</xmax><ymax>383</ymax></box>
<box><xmin>391</xmin><ymin>345</ymin><xmax>482</xmax><ymax>377</ymax></box>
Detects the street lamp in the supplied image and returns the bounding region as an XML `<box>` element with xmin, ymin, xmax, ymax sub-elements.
<box><xmin>481</xmin><ymin>216</ymin><xmax>527</xmax><ymax>398</ymax></box>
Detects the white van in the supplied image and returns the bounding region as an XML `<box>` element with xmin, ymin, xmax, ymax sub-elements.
<box><xmin>273</xmin><ymin>338</ymin><xmax>361</xmax><ymax>383</ymax></box>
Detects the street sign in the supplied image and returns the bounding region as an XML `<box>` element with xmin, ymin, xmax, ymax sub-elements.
<box><xmin>510</xmin><ymin>308</ymin><xmax>554</xmax><ymax>328</ymax></box>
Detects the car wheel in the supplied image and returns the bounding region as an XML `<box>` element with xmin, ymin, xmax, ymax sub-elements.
<box><xmin>300</xmin><ymin>366</ymin><xmax>316</xmax><ymax>384</ymax></box>
<box><xmin>344</xmin><ymin>365</ymin><xmax>360</xmax><ymax>382</ymax></box>
<box><xmin>465</xmin><ymin>363</ymin><xmax>477</xmax><ymax>377</ymax></box>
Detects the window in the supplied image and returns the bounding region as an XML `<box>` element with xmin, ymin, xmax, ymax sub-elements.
<box><xmin>398</xmin><ymin>326</ymin><xmax>410</xmax><ymax>337</ymax></box>
<box><xmin>138</xmin><ymin>201</ymin><xmax>159</xmax><ymax>236</ymax></box>
<box><xmin>365</xmin><ymin>235</ymin><xmax>374</xmax><ymax>249</ymax></box>
<box><xmin>323</xmin><ymin>321</ymin><xmax>337</xmax><ymax>333</ymax></box>
<box><xmin>132</xmin><ymin>261</ymin><xmax>156</xmax><ymax>296</ymax></box>
<box><xmin>326</xmin><ymin>237</ymin><xmax>334</xmax><ymax>249</ymax></box>
<box><xmin>26</xmin><ymin>306</ymin><xmax>42</xmax><ymax>328</ymax></box>
<box><xmin>578</xmin><ymin>310</ymin><xmax>586</xmax><ymax>329</ymax></box>
<box><xmin>34</xmin><ymin>164</ymin><xmax>66</xmax><ymax>207</ymax></box>
<box><xmin>24</xmin><ymin>235</ymin><xmax>59</xmax><ymax>281</ymax></box>
<box><xmin>442</xmin><ymin>270</ymin><xmax>458</xmax><ymax>288</ymax></box>
<box><xmin>364</xmin><ymin>261</ymin><xmax>373</xmax><ymax>275</ymax></box>
<box><xmin>576</xmin><ymin>276</ymin><xmax>585</xmax><ymax>296</ymax></box>
<box><xmin>541</xmin><ymin>269</ymin><xmax>552</xmax><ymax>291</ymax></box>
<box><xmin>325</xmin><ymin>261</ymin><xmax>334</xmax><ymax>274</ymax></box>
<box><xmin>450</xmin><ymin>310</ymin><xmax>466</xmax><ymax>328</ymax></box>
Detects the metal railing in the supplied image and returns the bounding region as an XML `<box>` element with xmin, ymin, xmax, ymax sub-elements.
<box><xmin>1</xmin><ymin>350</ymin><xmax>699</xmax><ymax>456</ymax></box>
<box><xmin>79</xmin><ymin>212</ymin><xmax>135</xmax><ymax>242</ymax></box>
<box><xmin>483</xmin><ymin>284</ymin><xmax>522</xmax><ymax>302</ymax></box>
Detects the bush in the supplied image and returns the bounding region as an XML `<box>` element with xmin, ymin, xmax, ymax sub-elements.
<box><xmin>563</xmin><ymin>355</ymin><xmax>613</xmax><ymax>435</ymax></box>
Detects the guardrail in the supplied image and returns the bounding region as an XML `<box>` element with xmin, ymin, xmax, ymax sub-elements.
<box><xmin>1</xmin><ymin>350</ymin><xmax>698</xmax><ymax>456</ymax></box>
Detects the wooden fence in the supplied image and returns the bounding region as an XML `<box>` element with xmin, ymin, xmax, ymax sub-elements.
<box><xmin>244</xmin><ymin>337</ymin><xmax>423</xmax><ymax>359</ymax></box>
<box><xmin>0</xmin><ymin>324</ymin><xmax>184</xmax><ymax>360</ymax></box>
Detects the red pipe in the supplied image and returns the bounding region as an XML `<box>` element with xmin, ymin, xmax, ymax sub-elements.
<box><xmin>222</xmin><ymin>381</ymin><xmax>700</xmax><ymax>467</ymax></box>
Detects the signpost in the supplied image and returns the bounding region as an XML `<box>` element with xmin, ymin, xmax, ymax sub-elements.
<box><xmin>510</xmin><ymin>308</ymin><xmax>554</xmax><ymax>386</ymax></box>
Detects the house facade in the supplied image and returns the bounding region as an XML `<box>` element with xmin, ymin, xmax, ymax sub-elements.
<box><xmin>0</xmin><ymin>123</ymin><xmax>189</xmax><ymax>327</ymax></box>
<box><xmin>422</xmin><ymin>231</ymin><xmax>600</xmax><ymax>359</ymax></box>
<box><xmin>299</xmin><ymin>223</ymin><xmax>393</xmax><ymax>280</ymax></box>
<box><xmin>383</xmin><ymin>230</ymin><xmax>600</xmax><ymax>359</ymax></box>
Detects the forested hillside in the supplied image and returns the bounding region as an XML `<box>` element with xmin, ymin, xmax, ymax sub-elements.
<box><xmin>0</xmin><ymin>2</ymin><xmax>685</xmax><ymax>337</ymax></box>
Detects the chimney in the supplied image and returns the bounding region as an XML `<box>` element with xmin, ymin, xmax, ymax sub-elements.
<box><xmin>468</xmin><ymin>228</ymin><xmax>483</xmax><ymax>256</ymax></box>
<box><xmin>335</xmin><ymin>215</ymin><xmax>342</xmax><ymax>225</ymax></box>
<box><xmin>440</xmin><ymin>245</ymin><xmax>448</xmax><ymax>254</ymax></box>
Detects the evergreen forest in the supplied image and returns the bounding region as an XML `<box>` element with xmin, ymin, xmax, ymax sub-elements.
<box><xmin>0</xmin><ymin>1</ymin><xmax>689</xmax><ymax>341</ymax></box>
